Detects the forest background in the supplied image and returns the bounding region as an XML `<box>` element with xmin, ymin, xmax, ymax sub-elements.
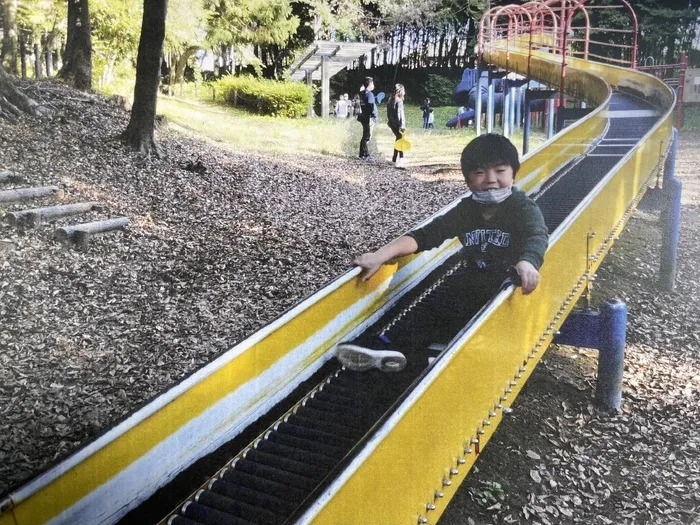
<box><xmin>2</xmin><ymin>0</ymin><xmax>700</xmax><ymax>112</ymax></box>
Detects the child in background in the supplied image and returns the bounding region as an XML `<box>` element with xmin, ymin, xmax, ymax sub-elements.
<box><xmin>334</xmin><ymin>95</ymin><xmax>348</xmax><ymax>118</ymax></box>
<box><xmin>420</xmin><ymin>98</ymin><xmax>432</xmax><ymax>129</ymax></box>
<box><xmin>427</xmin><ymin>108</ymin><xmax>435</xmax><ymax>129</ymax></box>
<box><xmin>336</xmin><ymin>134</ymin><xmax>548</xmax><ymax>373</ymax></box>
<box><xmin>344</xmin><ymin>94</ymin><xmax>351</xmax><ymax>118</ymax></box>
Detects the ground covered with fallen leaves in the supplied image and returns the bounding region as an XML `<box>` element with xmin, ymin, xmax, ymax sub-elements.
<box><xmin>1</xmin><ymin>81</ymin><xmax>699</xmax><ymax>525</ymax></box>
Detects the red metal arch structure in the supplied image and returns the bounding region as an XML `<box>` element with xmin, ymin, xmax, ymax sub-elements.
<box><xmin>478</xmin><ymin>0</ymin><xmax>639</xmax><ymax>105</ymax></box>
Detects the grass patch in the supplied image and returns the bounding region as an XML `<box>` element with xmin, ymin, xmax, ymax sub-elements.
<box><xmin>156</xmin><ymin>97</ymin><xmax>484</xmax><ymax>165</ymax></box>
<box><xmin>152</xmin><ymin>92</ymin><xmax>547</xmax><ymax>167</ymax></box>
<box><xmin>404</xmin><ymin>104</ymin><xmax>462</xmax><ymax>129</ymax></box>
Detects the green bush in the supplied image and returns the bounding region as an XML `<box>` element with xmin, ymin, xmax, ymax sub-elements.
<box><xmin>212</xmin><ymin>76</ymin><xmax>314</xmax><ymax>118</ymax></box>
<box><xmin>423</xmin><ymin>74</ymin><xmax>457</xmax><ymax>106</ymax></box>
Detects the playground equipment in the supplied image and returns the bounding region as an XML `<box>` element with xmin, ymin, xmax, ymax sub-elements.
<box><xmin>447</xmin><ymin>69</ymin><xmax>546</xmax><ymax>129</ymax></box>
<box><xmin>0</xmin><ymin>2</ymin><xmax>681</xmax><ymax>525</ymax></box>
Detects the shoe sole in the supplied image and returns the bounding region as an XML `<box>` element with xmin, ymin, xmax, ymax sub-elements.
<box><xmin>336</xmin><ymin>344</ymin><xmax>407</xmax><ymax>373</ymax></box>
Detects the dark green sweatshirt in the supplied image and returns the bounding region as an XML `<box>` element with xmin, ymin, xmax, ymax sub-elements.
<box><xmin>407</xmin><ymin>188</ymin><xmax>548</xmax><ymax>274</ymax></box>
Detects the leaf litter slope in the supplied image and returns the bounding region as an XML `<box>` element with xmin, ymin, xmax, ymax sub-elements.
<box><xmin>0</xmin><ymin>80</ymin><xmax>465</xmax><ymax>494</ymax></box>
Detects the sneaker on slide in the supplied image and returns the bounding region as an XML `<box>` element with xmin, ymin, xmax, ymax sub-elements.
<box><xmin>336</xmin><ymin>344</ymin><xmax>407</xmax><ymax>373</ymax></box>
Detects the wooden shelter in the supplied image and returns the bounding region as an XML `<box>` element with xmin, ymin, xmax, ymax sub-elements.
<box><xmin>288</xmin><ymin>41</ymin><xmax>377</xmax><ymax>118</ymax></box>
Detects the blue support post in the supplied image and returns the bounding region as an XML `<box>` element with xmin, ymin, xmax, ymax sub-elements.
<box><xmin>487</xmin><ymin>69</ymin><xmax>495</xmax><ymax>133</ymax></box>
<box><xmin>522</xmin><ymin>94</ymin><xmax>532</xmax><ymax>154</ymax></box>
<box><xmin>509</xmin><ymin>86</ymin><xmax>516</xmax><ymax>135</ymax></box>
<box><xmin>503</xmin><ymin>83</ymin><xmax>511</xmax><ymax>137</ymax></box>
<box><xmin>596</xmin><ymin>299</ymin><xmax>627</xmax><ymax>411</ymax></box>
<box><xmin>553</xmin><ymin>299</ymin><xmax>628</xmax><ymax>411</ymax></box>
<box><xmin>660</xmin><ymin>128</ymin><xmax>681</xmax><ymax>291</ymax></box>
<box><xmin>547</xmin><ymin>98</ymin><xmax>555</xmax><ymax>138</ymax></box>
<box><xmin>475</xmin><ymin>66</ymin><xmax>483</xmax><ymax>137</ymax></box>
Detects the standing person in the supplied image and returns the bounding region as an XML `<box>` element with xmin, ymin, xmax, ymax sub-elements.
<box><xmin>386</xmin><ymin>83</ymin><xmax>407</xmax><ymax>168</ymax></box>
<box><xmin>420</xmin><ymin>98</ymin><xmax>432</xmax><ymax>129</ymax></box>
<box><xmin>351</xmin><ymin>94</ymin><xmax>361</xmax><ymax>119</ymax></box>
<box><xmin>427</xmin><ymin>108</ymin><xmax>435</xmax><ymax>129</ymax></box>
<box><xmin>335</xmin><ymin>134</ymin><xmax>548</xmax><ymax>372</ymax></box>
<box><xmin>344</xmin><ymin>94</ymin><xmax>351</xmax><ymax>118</ymax></box>
<box><xmin>334</xmin><ymin>95</ymin><xmax>348</xmax><ymax>118</ymax></box>
<box><xmin>358</xmin><ymin>77</ymin><xmax>379</xmax><ymax>160</ymax></box>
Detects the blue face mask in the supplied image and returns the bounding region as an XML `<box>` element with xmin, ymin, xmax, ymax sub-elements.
<box><xmin>472</xmin><ymin>185</ymin><xmax>513</xmax><ymax>204</ymax></box>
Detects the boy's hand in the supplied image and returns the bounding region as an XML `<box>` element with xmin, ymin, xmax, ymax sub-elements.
<box><xmin>515</xmin><ymin>260</ymin><xmax>540</xmax><ymax>294</ymax></box>
<box><xmin>353</xmin><ymin>253</ymin><xmax>385</xmax><ymax>282</ymax></box>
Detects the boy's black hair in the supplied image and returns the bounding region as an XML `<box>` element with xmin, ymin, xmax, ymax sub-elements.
<box><xmin>460</xmin><ymin>133</ymin><xmax>520</xmax><ymax>180</ymax></box>
<box><xmin>363</xmin><ymin>76</ymin><xmax>374</xmax><ymax>88</ymax></box>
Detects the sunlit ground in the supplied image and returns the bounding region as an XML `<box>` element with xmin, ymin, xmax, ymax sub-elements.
<box><xmin>155</xmin><ymin>91</ymin><xmax>548</xmax><ymax>167</ymax></box>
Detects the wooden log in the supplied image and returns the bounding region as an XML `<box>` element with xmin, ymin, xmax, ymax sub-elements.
<box><xmin>56</xmin><ymin>217</ymin><xmax>130</xmax><ymax>249</ymax></box>
<box><xmin>5</xmin><ymin>202</ymin><xmax>103</xmax><ymax>227</ymax></box>
<box><xmin>0</xmin><ymin>170</ymin><xmax>22</xmax><ymax>183</ymax></box>
<box><xmin>0</xmin><ymin>186</ymin><xmax>61</xmax><ymax>203</ymax></box>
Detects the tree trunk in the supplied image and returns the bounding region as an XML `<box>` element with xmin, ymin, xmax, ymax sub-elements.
<box><xmin>421</xmin><ymin>28</ymin><xmax>429</xmax><ymax>68</ymax></box>
<box><xmin>33</xmin><ymin>42</ymin><xmax>41</xmax><ymax>78</ymax></box>
<box><xmin>173</xmin><ymin>46</ymin><xmax>198</xmax><ymax>84</ymax></box>
<box><xmin>393</xmin><ymin>24</ymin><xmax>405</xmax><ymax>85</ymax></box>
<box><xmin>19</xmin><ymin>31</ymin><xmax>27</xmax><ymax>79</ymax></box>
<box><xmin>2</xmin><ymin>0</ymin><xmax>19</xmax><ymax>75</ymax></box>
<box><xmin>447</xmin><ymin>36</ymin><xmax>459</xmax><ymax>68</ymax></box>
<box><xmin>664</xmin><ymin>33</ymin><xmax>676</xmax><ymax>65</ymax></box>
<box><xmin>59</xmin><ymin>0</ymin><xmax>93</xmax><ymax>90</ymax></box>
<box><xmin>0</xmin><ymin>63</ymin><xmax>50</xmax><ymax>121</ymax></box>
<box><xmin>100</xmin><ymin>54</ymin><xmax>116</xmax><ymax>86</ymax></box>
<box><xmin>120</xmin><ymin>0</ymin><xmax>168</xmax><ymax>158</ymax></box>
<box><xmin>44</xmin><ymin>32</ymin><xmax>55</xmax><ymax>77</ymax></box>
<box><xmin>438</xmin><ymin>31</ymin><xmax>445</xmax><ymax>70</ymax></box>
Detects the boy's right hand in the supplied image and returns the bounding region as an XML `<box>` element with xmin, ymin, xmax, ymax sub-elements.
<box><xmin>352</xmin><ymin>236</ymin><xmax>419</xmax><ymax>283</ymax></box>
<box><xmin>352</xmin><ymin>253</ymin><xmax>384</xmax><ymax>282</ymax></box>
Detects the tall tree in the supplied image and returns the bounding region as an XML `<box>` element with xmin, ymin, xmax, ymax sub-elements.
<box><xmin>205</xmin><ymin>0</ymin><xmax>300</xmax><ymax>78</ymax></box>
<box><xmin>121</xmin><ymin>0</ymin><xmax>168</xmax><ymax>157</ymax></box>
<box><xmin>2</xmin><ymin>0</ymin><xmax>19</xmax><ymax>75</ymax></box>
<box><xmin>60</xmin><ymin>0</ymin><xmax>93</xmax><ymax>89</ymax></box>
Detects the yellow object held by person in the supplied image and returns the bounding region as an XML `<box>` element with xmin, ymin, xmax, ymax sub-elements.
<box><xmin>394</xmin><ymin>131</ymin><xmax>411</xmax><ymax>152</ymax></box>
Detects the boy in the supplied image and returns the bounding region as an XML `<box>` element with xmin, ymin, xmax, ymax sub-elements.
<box><xmin>358</xmin><ymin>77</ymin><xmax>379</xmax><ymax>160</ymax></box>
<box><xmin>420</xmin><ymin>98</ymin><xmax>432</xmax><ymax>129</ymax></box>
<box><xmin>337</xmin><ymin>134</ymin><xmax>548</xmax><ymax>372</ymax></box>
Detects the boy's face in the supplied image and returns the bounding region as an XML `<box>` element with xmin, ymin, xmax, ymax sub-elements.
<box><xmin>466</xmin><ymin>162</ymin><xmax>514</xmax><ymax>192</ymax></box>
